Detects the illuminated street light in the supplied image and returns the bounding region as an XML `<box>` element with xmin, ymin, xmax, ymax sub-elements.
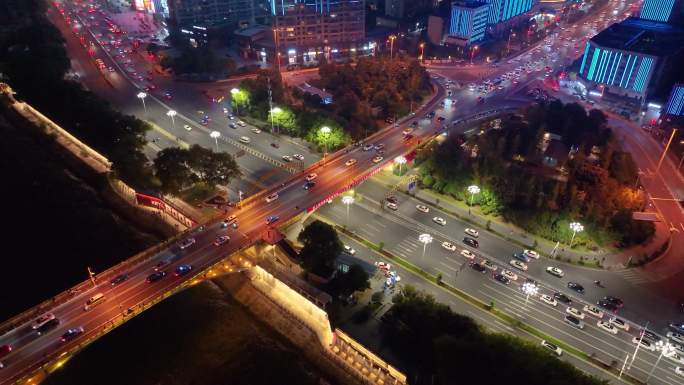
<box><xmin>270</xmin><ymin>106</ymin><xmax>282</xmax><ymax>134</ymax></box>
<box><xmin>136</xmin><ymin>92</ymin><xmax>147</xmax><ymax>113</ymax></box>
<box><xmin>470</xmin><ymin>45</ymin><xmax>479</xmax><ymax>65</ymax></box>
<box><xmin>646</xmin><ymin>341</ymin><xmax>674</xmax><ymax>382</ymax></box>
<box><xmin>389</xmin><ymin>35</ymin><xmax>397</xmax><ymax>59</ymax></box>
<box><xmin>521</xmin><ymin>281</ymin><xmax>538</xmax><ymax>308</ymax></box>
<box><xmin>419</xmin><ymin>42</ymin><xmax>425</xmax><ymax>62</ymax></box>
<box><xmin>419</xmin><ymin>233</ymin><xmax>433</xmax><ymax>258</ymax></box>
<box><xmin>320</xmin><ymin>126</ymin><xmax>331</xmax><ymax>164</ymax></box>
<box><xmin>230</xmin><ymin>88</ymin><xmax>247</xmax><ymax>115</ymax></box>
<box><xmin>395</xmin><ymin>156</ymin><xmax>407</xmax><ymax>174</ymax></box>
<box><xmin>467</xmin><ymin>185</ymin><xmax>480</xmax><ymax>215</ymax></box>
<box><xmin>342</xmin><ymin>195</ymin><xmax>354</xmax><ymax>227</ymax></box>
<box><xmin>569</xmin><ymin>221</ymin><xmax>584</xmax><ymax>248</ymax></box>
<box><xmin>210</xmin><ymin>130</ymin><xmax>221</xmax><ymax>152</ymax></box>
<box><xmin>166</xmin><ymin>109</ymin><xmax>177</xmax><ymax>129</ymax></box>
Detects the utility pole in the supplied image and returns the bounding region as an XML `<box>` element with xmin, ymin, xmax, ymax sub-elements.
<box><xmin>268</xmin><ymin>77</ymin><xmax>275</xmax><ymax>134</ymax></box>
<box><xmin>87</xmin><ymin>267</ymin><xmax>96</xmax><ymax>287</ymax></box>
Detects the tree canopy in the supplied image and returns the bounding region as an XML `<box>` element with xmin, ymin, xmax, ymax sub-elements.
<box><xmin>297</xmin><ymin>220</ymin><xmax>343</xmax><ymax>277</ymax></box>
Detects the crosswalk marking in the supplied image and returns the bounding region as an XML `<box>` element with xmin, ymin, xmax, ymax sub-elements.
<box><xmin>615</xmin><ymin>269</ymin><xmax>654</xmax><ymax>285</ymax></box>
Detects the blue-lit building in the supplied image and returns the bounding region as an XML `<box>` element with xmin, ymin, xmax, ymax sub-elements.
<box><xmin>449</xmin><ymin>1</ymin><xmax>489</xmax><ymax>44</ymax></box>
<box><xmin>578</xmin><ymin>17</ymin><xmax>684</xmax><ymax>102</ymax></box>
<box><xmin>484</xmin><ymin>0</ymin><xmax>534</xmax><ymax>24</ymax></box>
<box><xmin>639</xmin><ymin>0</ymin><xmax>679</xmax><ymax>22</ymax></box>
<box><xmin>665</xmin><ymin>84</ymin><xmax>684</xmax><ymax>116</ymax></box>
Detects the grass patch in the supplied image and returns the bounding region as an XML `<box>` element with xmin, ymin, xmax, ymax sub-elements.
<box><xmin>178</xmin><ymin>183</ymin><xmax>216</xmax><ymax>205</ymax></box>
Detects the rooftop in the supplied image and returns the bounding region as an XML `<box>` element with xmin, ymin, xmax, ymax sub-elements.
<box><xmin>451</xmin><ymin>0</ymin><xmax>489</xmax><ymax>8</ymax></box>
<box><xmin>591</xmin><ymin>17</ymin><xmax>684</xmax><ymax>57</ymax></box>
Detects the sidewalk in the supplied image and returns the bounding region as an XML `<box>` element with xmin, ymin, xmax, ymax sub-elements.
<box><xmin>371</xmin><ymin>168</ymin><xmax>669</xmax><ymax>270</ymax></box>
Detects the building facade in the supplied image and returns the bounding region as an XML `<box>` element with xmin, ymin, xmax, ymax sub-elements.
<box><xmin>385</xmin><ymin>0</ymin><xmax>405</xmax><ymax>18</ymax></box>
<box><xmin>665</xmin><ymin>84</ymin><xmax>684</xmax><ymax>116</ymax></box>
<box><xmin>639</xmin><ymin>0</ymin><xmax>678</xmax><ymax>22</ymax></box>
<box><xmin>271</xmin><ymin>0</ymin><xmax>367</xmax><ymax>65</ymax></box>
<box><xmin>169</xmin><ymin>0</ymin><xmax>263</xmax><ymax>31</ymax></box>
<box><xmin>449</xmin><ymin>1</ymin><xmax>489</xmax><ymax>44</ymax></box>
<box><xmin>483</xmin><ymin>0</ymin><xmax>534</xmax><ymax>24</ymax></box>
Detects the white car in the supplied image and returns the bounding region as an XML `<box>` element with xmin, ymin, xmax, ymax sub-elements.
<box><xmin>546</xmin><ymin>266</ymin><xmax>564</xmax><ymax>278</ymax></box>
<box><xmin>669</xmin><ymin>332</ymin><xmax>684</xmax><ymax>345</ymax></box>
<box><xmin>523</xmin><ymin>249</ymin><xmax>540</xmax><ymax>259</ymax></box>
<box><xmin>32</xmin><ymin>313</ymin><xmax>57</xmax><ymax>330</ymax></box>
<box><xmin>293</xmin><ymin>154</ymin><xmax>304</xmax><ymax>161</ymax></box>
<box><xmin>343</xmin><ymin>245</ymin><xmax>356</xmax><ymax>255</ymax></box>
<box><xmin>433</xmin><ymin>217</ymin><xmax>446</xmax><ymax>226</ymax></box>
<box><xmin>481</xmin><ymin>259</ymin><xmax>497</xmax><ymax>271</ymax></box>
<box><xmin>464</xmin><ymin>228</ymin><xmax>479</xmax><ymax>238</ymax></box>
<box><xmin>183</xmin><ymin>124</ymin><xmax>192</xmax><ymax>131</ymax></box>
<box><xmin>282</xmin><ymin>155</ymin><xmax>293</xmax><ymax>162</ymax></box>
<box><xmin>610</xmin><ymin>317</ymin><xmax>629</xmax><ymax>331</ymax></box>
<box><xmin>386</xmin><ymin>202</ymin><xmax>398</xmax><ymax>210</ymax></box>
<box><xmin>582</xmin><ymin>305</ymin><xmax>604</xmax><ymax>319</ymax></box>
<box><xmin>509</xmin><ymin>259</ymin><xmax>528</xmax><ymax>271</ymax></box>
<box><xmin>675</xmin><ymin>367</ymin><xmax>684</xmax><ymax>377</ymax></box>
<box><xmin>372</xmin><ymin>156</ymin><xmax>383</xmax><ymax>163</ymax></box>
<box><xmin>631</xmin><ymin>337</ymin><xmax>656</xmax><ymax>352</ymax></box>
<box><xmin>441</xmin><ymin>242</ymin><xmax>457</xmax><ymax>252</ymax></box>
<box><xmin>305</xmin><ymin>173</ymin><xmax>317</xmax><ymax>182</ymax></box>
<box><xmin>665</xmin><ymin>352</ymin><xmax>684</xmax><ymax>365</ymax></box>
<box><xmin>502</xmin><ymin>270</ymin><xmax>518</xmax><ymax>281</ymax></box>
<box><xmin>416</xmin><ymin>204</ymin><xmax>429</xmax><ymax>213</ymax></box>
<box><xmin>597</xmin><ymin>320</ymin><xmax>619</xmax><ymax>335</ymax></box>
<box><xmin>214</xmin><ymin>235</ymin><xmax>230</xmax><ymax>246</ymax></box>
<box><xmin>540</xmin><ymin>294</ymin><xmax>557</xmax><ymax>307</ymax></box>
<box><xmin>362</xmin><ymin>144</ymin><xmax>374</xmax><ymax>151</ymax></box>
<box><xmin>461</xmin><ymin>249</ymin><xmax>475</xmax><ymax>259</ymax></box>
<box><xmin>239</xmin><ymin>136</ymin><xmax>251</xmax><ymax>144</ymax></box>
<box><xmin>251</xmin><ymin>128</ymin><xmax>261</xmax><ymax>134</ymax></box>
<box><xmin>375</xmin><ymin>262</ymin><xmax>391</xmax><ymax>271</ymax></box>
<box><xmin>345</xmin><ymin>159</ymin><xmax>357</xmax><ymax>167</ymax></box>
<box><xmin>178</xmin><ymin>237</ymin><xmax>196</xmax><ymax>250</ymax></box>
<box><xmin>541</xmin><ymin>340</ymin><xmax>562</xmax><ymax>356</ymax></box>
<box><xmin>566</xmin><ymin>307</ymin><xmax>585</xmax><ymax>319</ymax></box>
<box><xmin>237</xmin><ymin>120</ymin><xmax>246</xmax><ymax>127</ymax></box>
<box><xmin>402</xmin><ymin>128</ymin><xmax>413</xmax><ymax>135</ymax></box>
<box><xmin>265</xmin><ymin>193</ymin><xmax>279</xmax><ymax>203</ymax></box>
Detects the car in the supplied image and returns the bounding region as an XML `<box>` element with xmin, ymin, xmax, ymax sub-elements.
<box><xmin>597</xmin><ymin>299</ymin><xmax>618</xmax><ymax>312</ymax></box>
<box><xmin>597</xmin><ymin>320</ymin><xmax>619</xmax><ymax>334</ymax></box>
<box><xmin>229</xmin><ymin>123</ymin><xmax>237</xmax><ymax>129</ymax></box>
<box><xmin>604</xmin><ymin>296</ymin><xmax>624</xmax><ymax>308</ymax></box>
<box><xmin>293</xmin><ymin>154</ymin><xmax>304</xmax><ymax>161</ymax></box>
<box><xmin>565</xmin><ymin>315</ymin><xmax>585</xmax><ymax>329</ymax></box>
<box><xmin>362</xmin><ymin>144</ymin><xmax>374</xmax><ymax>151</ymax></box>
<box><xmin>147</xmin><ymin>271</ymin><xmax>166</xmax><ymax>282</ymax></box>
<box><xmin>541</xmin><ymin>340</ymin><xmax>562</xmax><ymax>356</ymax></box>
<box><xmin>239</xmin><ymin>136</ymin><xmax>251</xmax><ymax>143</ymax></box>
<box><xmin>494</xmin><ymin>273</ymin><xmax>510</xmax><ymax>285</ymax></box>
<box><xmin>386</xmin><ymin>202</ymin><xmax>398</xmax><ymax>210</ymax></box>
<box><xmin>266</xmin><ymin>215</ymin><xmax>279</xmax><ymax>225</ymax></box>
<box><xmin>554</xmin><ymin>292</ymin><xmax>572</xmax><ymax>304</ymax></box>
<box><xmin>182</xmin><ymin>124</ymin><xmax>192</xmax><ymax>131</ymax></box>
<box><xmin>670</xmin><ymin>323</ymin><xmax>684</xmax><ymax>334</ymax></box>
<box><xmin>305</xmin><ymin>173</ymin><xmax>318</xmax><ymax>182</ymax></box>
<box><xmin>36</xmin><ymin>318</ymin><xmax>60</xmax><ymax>335</ymax></box>
<box><xmin>512</xmin><ymin>252</ymin><xmax>530</xmax><ymax>263</ymax></box>
<box><xmin>372</xmin><ymin>156</ymin><xmax>383</xmax><ymax>163</ymax></box>
<box><xmin>461</xmin><ymin>249</ymin><xmax>476</xmax><ymax>259</ymax></box>
<box><xmin>375</xmin><ymin>261</ymin><xmax>390</xmax><ymax>271</ymax></box>
<box><xmin>522</xmin><ymin>249</ymin><xmax>539</xmax><ymax>261</ymax></box>
<box><xmin>374</xmin><ymin>144</ymin><xmax>385</xmax><ymax>150</ymax></box>
<box><xmin>416</xmin><ymin>204</ymin><xmax>429</xmax><ymax>213</ymax></box>
<box><xmin>464</xmin><ymin>228</ymin><xmax>479</xmax><ymax>237</ymax></box>
<box><xmin>345</xmin><ymin>159</ymin><xmax>357</xmax><ymax>167</ymax></box>
<box><xmin>441</xmin><ymin>241</ymin><xmax>456</xmax><ymax>252</ymax></box>
<box><xmin>509</xmin><ymin>259</ymin><xmax>528</xmax><ymax>271</ymax></box>
<box><xmin>433</xmin><ymin>217</ymin><xmax>446</xmax><ymax>226</ymax></box>
<box><xmin>175</xmin><ymin>264</ymin><xmax>192</xmax><ymax>276</ymax></box>
<box><xmin>463</xmin><ymin>237</ymin><xmax>479</xmax><ymax>248</ymax></box>
<box><xmin>546</xmin><ymin>266</ymin><xmax>564</xmax><ymax>277</ymax></box>
<box><xmin>265</xmin><ymin>193</ymin><xmax>279</xmax><ymax>203</ymax></box>
<box><xmin>665</xmin><ymin>352</ymin><xmax>684</xmax><ymax>365</ymax></box>
<box><xmin>566</xmin><ymin>307</ymin><xmax>585</xmax><ymax>319</ymax></box>
<box><xmin>200</xmin><ymin>119</ymin><xmax>209</xmax><ymax>126</ymax></box>
<box><xmin>303</xmin><ymin>181</ymin><xmax>316</xmax><ymax>190</ymax></box>
<box><xmin>343</xmin><ymin>245</ymin><xmax>356</xmax><ymax>255</ymax></box>
<box><xmin>582</xmin><ymin>305</ymin><xmax>604</xmax><ymax>318</ymax></box>
<box><xmin>178</xmin><ymin>237</ymin><xmax>196</xmax><ymax>250</ymax></box>
<box><xmin>61</xmin><ymin>327</ymin><xmax>85</xmax><ymax>342</ymax></box>
<box><xmin>500</xmin><ymin>270</ymin><xmax>517</xmax><ymax>281</ymax></box>
<box><xmin>237</xmin><ymin>120</ymin><xmax>246</xmax><ymax>127</ymax></box>
<box><xmin>668</xmin><ymin>331</ymin><xmax>684</xmax><ymax>345</ymax></box>
<box><xmin>32</xmin><ymin>313</ymin><xmax>57</xmax><ymax>329</ymax></box>
<box><xmin>675</xmin><ymin>366</ymin><xmax>684</xmax><ymax>377</ymax></box>
<box><xmin>402</xmin><ymin>134</ymin><xmax>414</xmax><ymax>141</ymax></box>
<box><xmin>567</xmin><ymin>282</ymin><xmax>584</xmax><ymax>294</ymax></box>
<box><xmin>282</xmin><ymin>155</ymin><xmax>293</xmax><ymax>162</ymax></box>
<box><xmin>640</xmin><ymin>329</ymin><xmax>661</xmax><ymax>342</ymax></box>
<box><xmin>481</xmin><ymin>259</ymin><xmax>497</xmax><ymax>271</ymax></box>
<box><xmin>540</xmin><ymin>294</ymin><xmax>557</xmax><ymax>306</ymax></box>
<box><xmin>610</xmin><ymin>317</ymin><xmax>629</xmax><ymax>331</ymax></box>
<box><xmin>110</xmin><ymin>273</ymin><xmax>129</xmax><ymax>286</ymax></box>
<box><xmin>214</xmin><ymin>235</ymin><xmax>230</xmax><ymax>246</ymax></box>
<box><xmin>0</xmin><ymin>345</ymin><xmax>12</xmax><ymax>360</ymax></box>
<box><xmin>402</xmin><ymin>128</ymin><xmax>413</xmax><ymax>135</ymax></box>
<box><xmin>386</xmin><ymin>196</ymin><xmax>398</xmax><ymax>204</ymax></box>
<box><xmin>221</xmin><ymin>215</ymin><xmax>237</xmax><ymax>228</ymax></box>
<box><xmin>470</xmin><ymin>262</ymin><xmax>487</xmax><ymax>273</ymax></box>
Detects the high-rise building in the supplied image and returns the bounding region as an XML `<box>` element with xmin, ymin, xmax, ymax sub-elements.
<box><xmin>578</xmin><ymin>17</ymin><xmax>684</xmax><ymax>101</ymax></box>
<box><xmin>639</xmin><ymin>0</ymin><xmax>678</xmax><ymax>22</ymax></box>
<box><xmin>168</xmin><ymin>0</ymin><xmax>262</xmax><ymax>30</ymax></box>
<box><xmin>385</xmin><ymin>0</ymin><xmax>405</xmax><ymax>18</ymax></box>
<box><xmin>271</xmin><ymin>0</ymin><xmax>367</xmax><ymax>65</ymax></box>
<box><xmin>449</xmin><ymin>1</ymin><xmax>489</xmax><ymax>44</ymax></box>
<box><xmin>483</xmin><ymin>0</ymin><xmax>533</xmax><ymax>24</ymax></box>
<box><xmin>664</xmin><ymin>84</ymin><xmax>684</xmax><ymax>116</ymax></box>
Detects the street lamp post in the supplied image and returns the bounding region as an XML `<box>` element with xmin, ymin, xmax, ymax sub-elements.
<box><xmin>470</xmin><ymin>45</ymin><xmax>479</xmax><ymax>65</ymax></box>
<box><xmin>342</xmin><ymin>196</ymin><xmax>354</xmax><ymax>227</ymax></box>
<box><xmin>389</xmin><ymin>35</ymin><xmax>397</xmax><ymax>59</ymax></box>
<box><xmin>230</xmin><ymin>88</ymin><xmax>242</xmax><ymax>116</ymax></box>
<box><xmin>569</xmin><ymin>221</ymin><xmax>584</xmax><ymax>248</ymax></box>
<box><xmin>166</xmin><ymin>109</ymin><xmax>177</xmax><ymax>129</ymax></box>
<box><xmin>656</xmin><ymin>127</ymin><xmax>678</xmax><ymax>173</ymax></box>
<box><xmin>210</xmin><ymin>130</ymin><xmax>221</xmax><ymax>152</ymax></box>
<box><xmin>320</xmin><ymin>126</ymin><xmax>331</xmax><ymax>165</ymax></box>
<box><xmin>270</xmin><ymin>107</ymin><xmax>282</xmax><ymax>134</ymax></box>
<box><xmin>419</xmin><ymin>233</ymin><xmax>433</xmax><ymax>259</ymax></box>
<box><xmin>136</xmin><ymin>92</ymin><xmax>147</xmax><ymax>113</ymax></box>
<box><xmin>646</xmin><ymin>341</ymin><xmax>674</xmax><ymax>383</ymax></box>
<box><xmin>395</xmin><ymin>156</ymin><xmax>407</xmax><ymax>174</ymax></box>
<box><xmin>467</xmin><ymin>185</ymin><xmax>480</xmax><ymax>215</ymax></box>
<box><xmin>521</xmin><ymin>282</ymin><xmax>538</xmax><ymax>309</ymax></box>
<box><xmin>419</xmin><ymin>42</ymin><xmax>425</xmax><ymax>63</ymax></box>
<box><xmin>506</xmin><ymin>30</ymin><xmax>516</xmax><ymax>55</ymax></box>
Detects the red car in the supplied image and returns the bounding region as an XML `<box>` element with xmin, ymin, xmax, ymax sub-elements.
<box><xmin>0</xmin><ymin>344</ymin><xmax>12</xmax><ymax>359</ymax></box>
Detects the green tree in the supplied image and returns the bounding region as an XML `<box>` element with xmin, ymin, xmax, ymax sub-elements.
<box><xmin>153</xmin><ymin>147</ymin><xmax>195</xmax><ymax>194</ymax></box>
<box><xmin>297</xmin><ymin>220</ymin><xmax>343</xmax><ymax>277</ymax></box>
<box><xmin>329</xmin><ymin>264</ymin><xmax>370</xmax><ymax>297</ymax></box>
<box><xmin>269</xmin><ymin>107</ymin><xmax>298</xmax><ymax>135</ymax></box>
<box><xmin>187</xmin><ymin>145</ymin><xmax>241</xmax><ymax>187</ymax></box>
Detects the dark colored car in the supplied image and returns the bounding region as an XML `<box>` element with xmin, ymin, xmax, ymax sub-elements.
<box><xmin>463</xmin><ymin>237</ymin><xmax>479</xmax><ymax>248</ymax></box>
<box><xmin>175</xmin><ymin>264</ymin><xmax>192</xmax><ymax>276</ymax></box>
<box><xmin>0</xmin><ymin>345</ymin><xmax>12</xmax><ymax>359</ymax></box>
<box><xmin>36</xmin><ymin>318</ymin><xmax>60</xmax><ymax>335</ymax></box>
<box><xmin>567</xmin><ymin>282</ymin><xmax>585</xmax><ymax>294</ymax></box>
<box><xmin>386</xmin><ymin>196</ymin><xmax>398</xmax><ymax>204</ymax></box>
<box><xmin>525</xmin><ymin>277</ymin><xmax>538</xmax><ymax>286</ymax></box>
<box><xmin>110</xmin><ymin>273</ymin><xmax>129</xmax><ymax>286</ymax></box>
<box><xmin>512</xmin><ymin>252</ymin><xmax>530</xmax><ymax>263</ymax></box>
<box><xmin>61</xmin><ymin>327</ymin><xmax>85</xmax><ymax>342</ymax></box>
<box><xmin>597</xmin><ymin>299</ymin><xmax>618</xmax><ymax>312</ymax></box>
<box><xmin>640</xmin><ymin>329</ymin><xmax>661</xmax><ymax>342</ymax></box>
<box><xmin>493</xmin><ymin>273</ymin><xmax>510</xmax><ymax>285</ymax></box>
<box><xmin>303</xmin><ymin>181</ymin><xmax>316</xmax><ymax>190</ymax></box>
<box><xmin>554</xmin><ymin>292</ymin><xmax>572</xmax><ymax>304</ymax></box>
<box><xmin>402</xmin><ymin>134</ymin><xmax>414</xmax><ymax>141</ymax></box>
<box><xmin>266</xmin><ymin>215</ymin><xmax>279</xmax><ymax>225</ymax></box>
<box><xmin>669</xmin><ymin>323</ymin><xmax>684</xmax><ymax>334</ymax></box>
<box><xmin>471</xmin><ymin>262</ymin><xmax>487</xmax><ymax>273</ymax></box>
<box><xmin>604</xmin><ymin>296</ymin><xmax>624</xmax><ymax>308</ymax></box>
<box><xmin>147</xmin><ymin>271</ymin><xmax>167</xmax><ymax>283</ymax></box>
